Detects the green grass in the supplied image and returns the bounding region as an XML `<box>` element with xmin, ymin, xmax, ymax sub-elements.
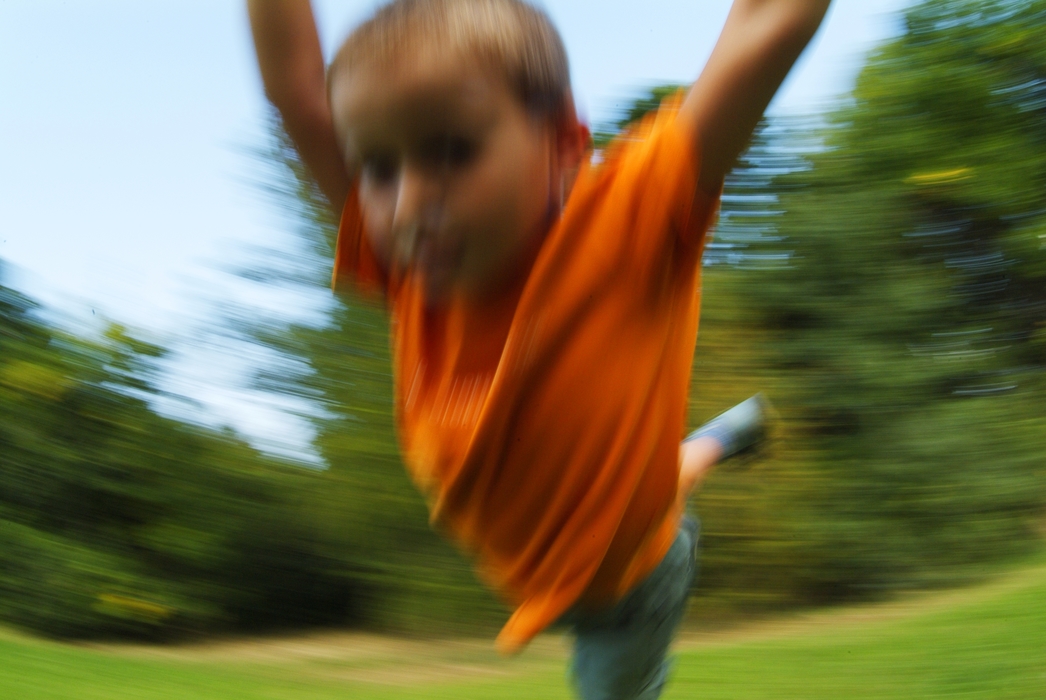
<box><xmin>3</xmin><ymin>558</ymin><xmax>1046</xmax><ymax>699</ymax></box>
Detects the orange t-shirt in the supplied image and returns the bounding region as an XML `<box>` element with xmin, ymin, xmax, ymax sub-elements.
<box><xmin>332</xmin><ymin>98</ymin><xmax>720</xmax><ymax>653</ymax></box>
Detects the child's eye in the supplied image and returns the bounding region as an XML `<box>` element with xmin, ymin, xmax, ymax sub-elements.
<box><xmin>361</xmin><ymin>155</ymin><xmax>398</xmax><ymax>186</ymax></box>
<box><xmin>443</xmin><ymin>138</ymin><xmax>477</xmax><ymax>166</ymax></box>
<box><xmin>422</xmin><ymin>137</ymin><xmax>478</xmax><ymax>170</ymax></box>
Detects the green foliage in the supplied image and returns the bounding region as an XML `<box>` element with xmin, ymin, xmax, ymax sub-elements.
<box><xmin>0</xmin><ymin>262</ymin><xmax>372</xmax><ymax>639</ymax></box>
<box><xmin>690</xmin><ymin>0</ymin><xmax>1046</xmax><ymax>610</ymax></box>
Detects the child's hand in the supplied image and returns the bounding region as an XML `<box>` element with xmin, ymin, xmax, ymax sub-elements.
<box><xmin>681</xmin><ymin>0</ymin><xmax>832</xmax><ymax>194</ymax></box>
<box><xmin>677</xmin><ymin>436</ymin><xmax>722</xmax><ymax>510</ymax></box>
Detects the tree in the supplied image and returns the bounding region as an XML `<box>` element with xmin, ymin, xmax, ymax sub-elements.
<box><xmin>0</xmin><ymin>258</ymin><xmax>376</xmax><ymax>639</ymax></box>
<box><xmin>697</xmin><ymin>0</ymin><xmax>1046</xmax><ymax>607</ymax></box>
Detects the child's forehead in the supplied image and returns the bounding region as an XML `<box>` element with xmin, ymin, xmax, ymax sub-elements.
<box><xmin>329</xmin><ymin>0</ymin><xmax>571</xmax><ymax>124</ymax></box>
<box><xmin>332</xmin><ymin>50</ymin><xmax>519</xmax><ymax>130</ymax></box>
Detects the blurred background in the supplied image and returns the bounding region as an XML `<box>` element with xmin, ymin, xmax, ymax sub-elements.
<box><xmin>1</xmin><ymin>0</ymin><xmax>1045</xmax><ymax>669</ymax></box>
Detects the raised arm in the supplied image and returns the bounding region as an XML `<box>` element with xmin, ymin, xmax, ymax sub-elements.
<box><xmin>247</xmin><ymin>0</ymin><xmax>352</xmax><ymax>213</ymax></box>
<box><xmin>682</xmin><ymin>0</ymin><xmax>831</xmax><ymax>193</ymax></box>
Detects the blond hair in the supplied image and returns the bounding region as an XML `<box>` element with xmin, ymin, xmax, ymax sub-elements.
<box><xmin>329</xmin><ymin>0</ymin><xmax>571</xmax><ymax>118</ymax></box>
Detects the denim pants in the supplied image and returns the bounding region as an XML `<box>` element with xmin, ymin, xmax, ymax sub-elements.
<box><xmin>561</xmin><ymin>516</ymin><xmax>700</xmax><ymax>700</ymax></box>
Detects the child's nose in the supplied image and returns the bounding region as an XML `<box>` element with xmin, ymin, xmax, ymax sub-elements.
<box><xmin>391</xmin><ymin>168</ymin><xmax>442</xmax><ymax>266</ymax></box>
<box><xmin>392</xmin><ymin>168</ymin><xmax>439</xmax><ymax>233</ymax></box>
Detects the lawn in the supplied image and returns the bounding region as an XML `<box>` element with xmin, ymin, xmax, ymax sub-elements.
<box><xmin>3</xmin><ymin>556</ymin><xmax>1045</xmax><ymax>699</ymax></box>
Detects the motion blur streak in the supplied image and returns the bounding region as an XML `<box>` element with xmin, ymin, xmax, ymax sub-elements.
<box><xmin>0</xmin><ymin>9</ymin><xmax>1044</xmax><ymax>693</ymax></box>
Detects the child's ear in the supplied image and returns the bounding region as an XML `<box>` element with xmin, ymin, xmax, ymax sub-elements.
<box><xmin>552</xmin><ymin>93</ymin><xmax>589</xmax><ymax>168</ymax></box>
<box><xmin>564</xmin><ymin>121</ymin><xmax>591</xmax><ymax>163</ymax></box>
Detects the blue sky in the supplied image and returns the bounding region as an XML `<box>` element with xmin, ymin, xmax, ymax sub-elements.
<box><xmin>0</xmin><ymin>0</ymin><xmax>913</xmax><ymax>455</ymax></box>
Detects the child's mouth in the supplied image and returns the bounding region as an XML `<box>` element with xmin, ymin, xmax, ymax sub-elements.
<box><xmin>414</xmin><ymin>237</ymin><xmax>463</xmax><ymax>294</ymax></box>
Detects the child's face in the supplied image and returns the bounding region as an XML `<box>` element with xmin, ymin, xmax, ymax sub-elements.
<box><xmin>330</xmin><ymin>51</ymin><xmax>564</xmax><ymax>301</ymax></box>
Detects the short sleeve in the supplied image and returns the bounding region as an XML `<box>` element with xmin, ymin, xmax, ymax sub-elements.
<box><xmin>331</xmin><ymin>188</ymin><xmax>387</xmax><ymax>297</ymax></box>
<box><xmin>601</xmin><ymin>93</ymin><xmax>722</xmax><ymax>254</ymax></box>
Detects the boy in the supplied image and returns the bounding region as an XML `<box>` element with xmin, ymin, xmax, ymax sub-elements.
<box><xmin>248</xmin><ymin>1</ymin><xmax>829</xmax><ymax>698</ymax></box>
